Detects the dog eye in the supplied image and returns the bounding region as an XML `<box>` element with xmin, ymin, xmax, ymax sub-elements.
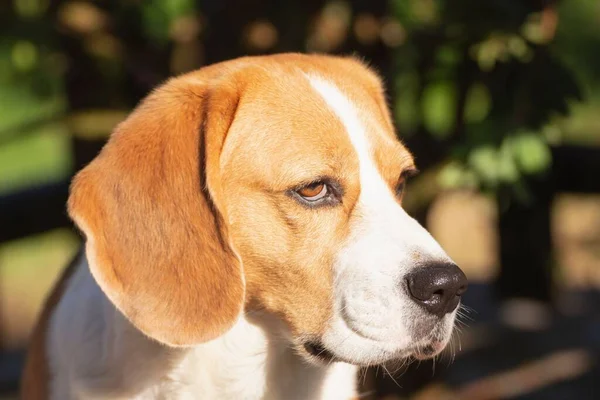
<box><xmin>297</xmin><ymin>182</ymin><xmax>328</xmax><ymax>201</ymax></box>
<box><xmin>396</xmin><ymin>167</ymin><xmax>419</xmax><ymax>198</ymax></box>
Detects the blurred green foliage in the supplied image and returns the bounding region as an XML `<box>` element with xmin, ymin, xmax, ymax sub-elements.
<box><xmin>390</xmin><ymin>0</ymin><xmax>597</xmax><ymax>201</ymax></box>
<box><xmin>0</xmin><ymin>0</ymin><xmax>599</xmax><ymax>202</ymax></box>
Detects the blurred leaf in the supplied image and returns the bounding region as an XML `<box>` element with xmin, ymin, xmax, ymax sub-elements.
<box><xmin>422</xmin><ymin>80</ymin><xmax>456</xmax><ymax>137</ymax></box>
<box><xmin>394</xmin><ymin>70</ymin><xmax>420</xmax><ymax>134</ymax></box>
<box><xmin>498</xmin><ymin>140</ymin><xmax>519</xmax><ymax>183</ymax></box>
<box><xmin>508</xmin><ymin>35</ymin><xmax>532</xmax><ymax>62</ymax></box>
<box><xmin>141</xmin><ymin>0</ymin><xmax>197</xmax><ymax>44</ymax></box>
<box><xmin>438</xmin><ymin>161</ymin><xmax>478</xmax><ymax>189</ymax></box>
<box><xmin>14</xmin><ymin>0</ymin><xmax>48</xmax><ymax>19</ymax></box>
<box><xmin>11</xmin><ymin>40</ymin><xmax>38</xmax><ymax>71</ymax></box>
<box><xmin>468</xmin><ymin>144</ymin><xmax>500</xmax><ymax>185</ymax></box>
<box><xmin>390</xmin><ymin>0</ymin><xmax>439</xmax><ymax>28</ymax></box>
<box><xmin>509</xmin><ymin>132</ymin><xmax>552</xmax><ymax>175</ymax></box>
<box><xmin>464</xmin><ymin>82</ymin><xmax>491</xmax><ymax>123</ymax></box>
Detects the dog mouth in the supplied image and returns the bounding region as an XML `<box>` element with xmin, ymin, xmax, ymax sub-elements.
<box><xmin>300</xmin><ymin>314</ymin><xmax>454</xmax><ymax>366</ymax></box>
<box><xmin>302</xmin><ymin>336</ymin><xmax>448</xmax><ymax>365</ymax></box>
<box><xmin>303</xmin><ymin>340</ymin><xmax>338</xmax><ymax>363</ymax></box>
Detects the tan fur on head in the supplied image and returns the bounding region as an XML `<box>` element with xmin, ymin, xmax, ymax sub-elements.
<box><xmin>23</xmin><ymin>53</ymin><xmax>464</xmax><ymax>400</ymax></box>
<box><xmin>68</xmin><ymin>53</ymin><xmax>417</xmax><ymax>349</ymax></box>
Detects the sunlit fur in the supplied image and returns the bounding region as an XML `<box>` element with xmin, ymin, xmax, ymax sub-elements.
<box><xmin>22</xmin><ymin>54</ymin><xmax>460</xmax><ymax>400</ymax></box>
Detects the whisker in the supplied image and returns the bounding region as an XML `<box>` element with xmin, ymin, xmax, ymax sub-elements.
<box><xmin>382</xmin><ymin>364</ymin><xmax>402</xmax><ymax>389</ymax></box>
<box><xmin>459</xmin><ymin>304</ymin><xmax>477</xmax><ymax>314</ymax></box>
<box><xmin>360</xmin><ymin>367</ymin><xmax>369</xmax><ymax>387</ymax></box>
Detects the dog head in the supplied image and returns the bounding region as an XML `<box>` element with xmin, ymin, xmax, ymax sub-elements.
<box><xmin>68</xmin><ymin>53</ymin><xmax>467</xmax><ymax>366</ymax></box>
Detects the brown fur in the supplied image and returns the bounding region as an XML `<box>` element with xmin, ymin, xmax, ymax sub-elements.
<box><xmin>23</xmin><ymin>53</ymin><xmax>417</xmax><ymax>396</ymax></box>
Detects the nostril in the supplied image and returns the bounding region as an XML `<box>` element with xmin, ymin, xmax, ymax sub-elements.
<box><xmin>405</xmin><ymin>276</ymin><xmax>433</xmax><ymax>302</ymax></box>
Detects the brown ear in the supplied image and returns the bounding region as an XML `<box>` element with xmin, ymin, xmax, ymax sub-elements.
<box><xmin>68</xmin><ymin>73</ymin><xmax>244</xmax><ymax>346</ymax></box>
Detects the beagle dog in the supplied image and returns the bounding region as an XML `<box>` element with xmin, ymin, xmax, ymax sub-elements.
<box><xmin>21</xmin><ymin>53</ymin><xmax>467</xmax><ymax>400</ymax></box>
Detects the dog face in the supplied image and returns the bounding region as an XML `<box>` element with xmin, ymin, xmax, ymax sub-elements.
<box><xmin>68</xmin><ymin>54</ymin><xmax>466</xmax><ymax>366</ymax></box>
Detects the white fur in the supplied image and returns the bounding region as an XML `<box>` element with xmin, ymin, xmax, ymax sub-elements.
<box><xmin>48</xmin><ymin>256</ymin><xmax>358</xmax><ymax>400</ymax></box>
<box><xmin>44</xmin><ymin>74</ymin><xmax>459</xmax><ymax>400</ymax></box>
<box><xmin>307</xmin><ymin>75</ymin><xmax>457</xmax><ymax>365</ymax></box>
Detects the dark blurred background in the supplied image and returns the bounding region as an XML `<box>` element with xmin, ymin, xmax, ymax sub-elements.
<box><xmin>1</xmin><ymin>0</ymin><xmax>600</xmax><ymax>399</ymax></box>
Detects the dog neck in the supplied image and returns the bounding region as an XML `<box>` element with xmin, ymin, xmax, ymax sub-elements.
<box><xmin>48</xmin><ymin>256</ymin><xmax>358</xmax><ymax>400</ymax></box>
<box><xmin>184</xmin><ymin>314</ymin><xmax>358</xmax><ymax>399</ymax></box>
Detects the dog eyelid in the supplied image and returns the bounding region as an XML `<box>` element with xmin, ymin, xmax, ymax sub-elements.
<box><xmin>400</xmin><ymin>167</ymin><xmax>419</xmax><ymax>180</ymax></box>
<box><xmin>396</xmin><ymin>167</ymin><xmax>419</xmax><ymax>196</ymax></box>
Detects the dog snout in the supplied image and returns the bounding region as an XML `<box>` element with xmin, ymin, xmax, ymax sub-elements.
<box><xmin>405</xmin><ymin>262</ymin><xmax>468</xmax><ymax>317</ymax></box>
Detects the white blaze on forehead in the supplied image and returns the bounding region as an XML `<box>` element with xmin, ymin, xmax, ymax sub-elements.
<box><xmin>305</xmin><ymin>73</ymin><xmax>449</xmax><ymax>264</ymax></box>
<box><xmin>305</xmin><ymin>75</ymin><xmax>387</xmax><ymax>203</ymax></box>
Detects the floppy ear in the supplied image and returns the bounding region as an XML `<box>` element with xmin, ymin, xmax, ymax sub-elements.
<box><xmin>68</xmin><ymin>73</ymin><xmax>244</xmax><ymax>346</ymax></box>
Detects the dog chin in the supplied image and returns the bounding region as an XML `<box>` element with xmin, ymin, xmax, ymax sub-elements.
<box><xmin>300</xmin><ymin>339</ymin><xmax>449</xmax><ymax>366</ymax></box>
<box><xmin>300</xmin><ymin>322</ymin><xmax>455</xmax><ymax>366</ymax></box>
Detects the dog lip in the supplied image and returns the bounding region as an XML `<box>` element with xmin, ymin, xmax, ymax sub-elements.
<box><xmin>302</xmin><ymin>339</ymin><xmax>373</xmax><ymax>366</ymax></box>
<box><xmin>411</xmin><ymin>341</ymin><xmax>445</xmax><ymax>360</ymax></box>
<box><xmin>303</xmin><ymin>340</ymin><xmax>338</xmax><ymax>363</ymax></box>
<box><xmin>302</xmin><ymin>337</ymin><xmax>414</xmax><ymax>367</ymax></box>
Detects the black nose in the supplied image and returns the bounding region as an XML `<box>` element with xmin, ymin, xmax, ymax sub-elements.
<box><xmin>405</xmin><ymin>262</ymin><xmax>468</xmax><ymax>317</ymax></box>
